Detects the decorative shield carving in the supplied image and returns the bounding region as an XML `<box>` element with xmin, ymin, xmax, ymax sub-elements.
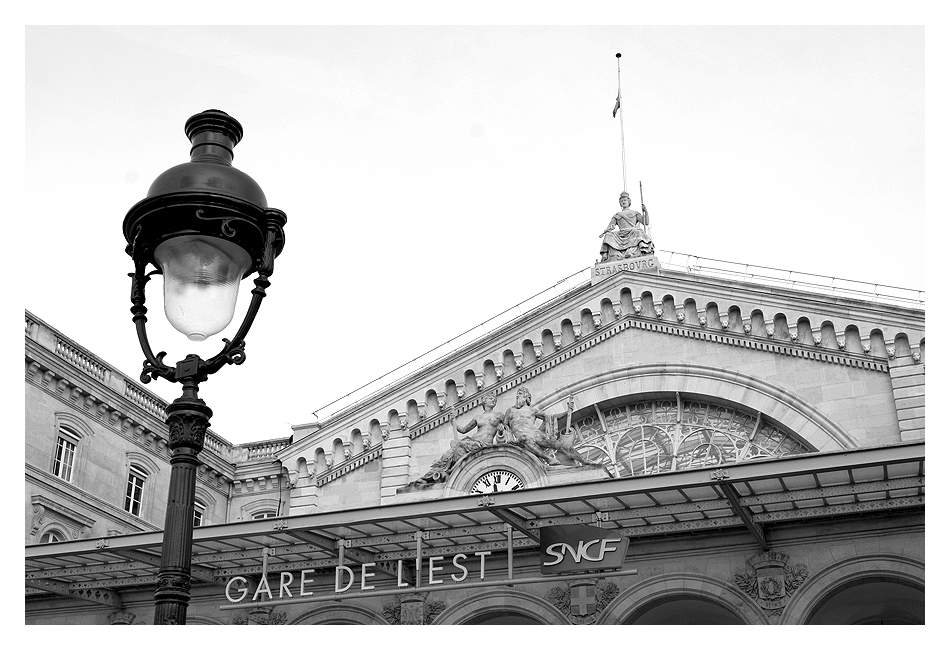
<box><xmin>547</xmin><ymin>578</ymin><xmax>619</xmax><ymax>624</ymax></box>
<box><xmin>734</xmin><ymin>551</ymin><xmax>808</xmax><ymax>619</ymax></box>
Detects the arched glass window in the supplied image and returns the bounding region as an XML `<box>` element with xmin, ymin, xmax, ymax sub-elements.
<box><xmin>563</xmin><ymin>396</ymin><xmax>811</xmax><ymax>478</ymax></box>
<box><xmin>39</xmin><ymin>530</ymin><xmax>65</xmax><ymax>544</ymax></box>
<box><xmin>251</xmin><ymin>511</ymin><xmax>277</xmax><ymax>520</ymax></box>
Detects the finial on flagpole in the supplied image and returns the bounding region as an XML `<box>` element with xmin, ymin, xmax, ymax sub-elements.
<box><xmin>616</xmin><ymin>53</ymin><xmax>621</xmax><ymax>58</ymax></box>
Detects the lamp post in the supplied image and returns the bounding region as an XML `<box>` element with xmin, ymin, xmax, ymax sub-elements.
<box><xmin>122</xmin><ymin>110</ymin><xmax>287</xmax><ymax>625</ymax></box>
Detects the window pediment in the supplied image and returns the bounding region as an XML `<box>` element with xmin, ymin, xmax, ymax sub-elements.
<box><xmin>30</xmin><ymin>495</ymin><xmax>95</xmax><ymax>541</ymax></box>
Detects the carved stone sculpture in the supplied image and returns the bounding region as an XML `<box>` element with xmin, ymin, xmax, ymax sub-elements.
<box><xmin>381</xmin><ymin>597</ymin><xmax>445</xmax><ymax>625</ymax></box>
<box><xmin>734</xmin><ymin>551</ymin><xmax>808</xmax><ymax>619</ymax></box>
<box><xmin>504</xmin><ymin>391</ymin><xmax>598</xmax><ymax>468</ymax></box>
<box><xmin>547</xmin><ymin>579</ymin><xmax>619</xmax><ymax>625</ymax></box>
<box><xmin>598</xmin><ymin>192</ymin><xmax>655</xmax><ymax>262</ymax></box>
<box><xmin>503</xmin><ymin>387</ymin><xmax>598</xmax><ymax>467</ymax></box>
<box><xmin>400</xmin><ymin>394</ymin><xmax>508</xmax><ymax>491</ymax></box>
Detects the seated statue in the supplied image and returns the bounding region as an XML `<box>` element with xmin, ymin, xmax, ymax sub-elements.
<box><xmin>403</xmin><ymin>394</ymin><xmax>508</xmax><ymax>489</ymax></box>
<box><xmin>503</xmin><ymin>387</ymin><xmax>572</xmax><ymax>465</ymax></box>
<box><xmin>504</xmin><ymin>389</ymin><xmax>598</xmax><ymax>467</ymax></box>
<box><xmin>599</xmin><ymin>191</ymin><xmax>654</xmax><ymax>262</ymax></box>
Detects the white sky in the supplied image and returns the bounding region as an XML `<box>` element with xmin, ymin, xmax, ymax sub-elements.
<box><xmin>20</xmin><ymin>21</ymin><xmax>935</xmax><ymax>447</ymax></box>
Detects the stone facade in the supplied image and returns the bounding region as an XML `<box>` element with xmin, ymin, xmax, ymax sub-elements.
<box><xmin>25</xmin><ymin>256</ymin><xmax>925</xmax><ymax>624</ymax></box>
<box><xmin>25</xmin><ymin>312</ymin><xmax>294</xmax><ymax>543</ymax></box>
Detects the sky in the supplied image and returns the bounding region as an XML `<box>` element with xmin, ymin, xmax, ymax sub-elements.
<box><xmin>20</xmin><ymin>22</ymin><xmax>933</xmax><ymax>447</ymax></box>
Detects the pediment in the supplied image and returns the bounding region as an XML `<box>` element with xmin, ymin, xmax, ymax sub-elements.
<box><xmin>282</xmin><ymin>266</ymin><xmax>922</xmax><ymax>487</ymax></box>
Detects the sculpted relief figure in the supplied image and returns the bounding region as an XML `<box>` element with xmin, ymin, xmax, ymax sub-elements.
<box><xmin>502</xmin><ymin>387</ymin><xmax>570</xmax><ymax>466</ymax></box>
<box><xmin>505</xmin><ymin>389</ymin><xmax>598</xmax><ymax>467</ymax></box>
<box><xmin>404</xmin><ymin>394</ymin><xmax>508</xmax><ymax>490</ymax></box>
<box><xmin>599</xmin><ymin>191</ymin><xmax>655</xmax><ymax>262</ymax></box>
<box><xmin>401</xmin><ymin>390</ymin><xmax>599</xmax><ymax>492</ymax></box>
<box><xmin>453</xmin><ymin>392</ymin><xmax>509</xmax><ymax>448</ymax></box>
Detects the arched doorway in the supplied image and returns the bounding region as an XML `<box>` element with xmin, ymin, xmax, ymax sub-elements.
<box><xmin>623</xmin><ymin>596</ymin><xmax>745</xmax><ymax>625</ymax></box>
<box><xmin>805</xmin><ymin>578</ymin><xmax>924</xmax><ymax>624</ymax></box>
<box><xmin>437</xmin><ymin>591</ymin><xmax>568</xmax><ymax>624</ymax></box>
<box><xmin>464</xmin><ymin>611</ymin><xmax>543</xmax><ymax>625</ymax></box>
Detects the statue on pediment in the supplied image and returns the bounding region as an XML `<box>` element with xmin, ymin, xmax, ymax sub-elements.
<box><xmin>504</xmin><ymin>387</ymin><xmax>598</xmax><ymax>467</ymax></box>
<box><xmin>403</xmin><ymin>394</ymin><xmax>508</xmax><ymax>490</ymax></box>
<box><xmin>504</xmin><ymin>389</ymin><xmax>601</xmax><ymax>467</ymax></box>
<box><xmin>453</xmin><ymin>392</ymin><xmax>511</xmax><ymax>447</ymax></box>
<box><xmin>599</xmin><ymin>191</ymin><xmax>654</xmax><ymax>262</ymax></box>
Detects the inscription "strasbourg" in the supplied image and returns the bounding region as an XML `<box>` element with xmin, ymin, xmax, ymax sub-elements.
<box><xmin>592</xmin><ymin>256</ymin><xmax>658</xmax><ymax>283</ymax></box>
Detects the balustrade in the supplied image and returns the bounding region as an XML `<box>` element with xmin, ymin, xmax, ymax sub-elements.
<box><xmin>55</xmin><ymin>339</ymin><xmax>108</xmax><ymax>381</ymax></box>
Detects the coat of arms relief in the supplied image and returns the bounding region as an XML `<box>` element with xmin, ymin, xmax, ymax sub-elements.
<box><xmin>734</xmin><ymin>551</ymin><xmax>808</xmax><ymax>620</ymax></box>
<box><xmin>546</xmin><ymin>578</ymin><xmax>620</xmax><ymax>624</ymax></box>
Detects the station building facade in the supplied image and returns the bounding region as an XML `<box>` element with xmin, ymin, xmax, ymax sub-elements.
<box><xmin>25</xmin><ymin>251</ymin><xmax>925</xmax><ymax>624</ymax></box>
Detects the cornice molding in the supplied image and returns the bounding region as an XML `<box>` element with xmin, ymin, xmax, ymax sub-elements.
<box><xmin>25</xmin><ymin>464</ymin><xmax>161</xmax><ymax>533</ymax></box>
<box><xmin>312</xmin><ymin>447</ymin><xmax>383</xmax><ymax>487</ymax></box>
<box><xmin>26</xmin><ymin>346</ymin><xmax>234</xmax><ymax>491</ymax></box>
<box><xmin>633</xmin><ymin>267</ymin><xmax>924</xmax><ymax>324</ymax></box>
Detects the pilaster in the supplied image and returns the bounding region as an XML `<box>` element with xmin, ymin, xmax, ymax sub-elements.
<box><xmin>888</xmin><ymin>356</ymin><xmax>925</xmax><ymax>441</ymax></box>
<box><xmin>379</xmin><ymin>426</ymin><xmax>412</xmax><ymax>504</ymax></box>
<box><xmin>287</xmin><ymin>485</ymin><xmax>318</xmax><ymax>516</ymax></box>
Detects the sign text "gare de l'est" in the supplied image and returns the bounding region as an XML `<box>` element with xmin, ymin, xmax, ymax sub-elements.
<box><xmin>225</xmin><ymin>524</ymin><xmax>629</xmax><ymax>604</ymax></box>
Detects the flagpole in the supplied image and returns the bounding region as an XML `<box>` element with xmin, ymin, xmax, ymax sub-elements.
<box><xmin>616</xmin><ymin>52</ymin><xmax>627</xmax><ymax>195</ymax></box>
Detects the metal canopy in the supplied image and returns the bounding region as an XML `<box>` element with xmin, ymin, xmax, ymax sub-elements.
<box><xmin>26</xmin><ymin>442</ymin><xmax>924</xmax><ymax>598</ymax></box>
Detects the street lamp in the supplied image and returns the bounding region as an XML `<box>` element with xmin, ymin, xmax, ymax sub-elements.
<box><xmin>122</xmin><ymin>110</ymin><xmax>287</xmax><ymax>625</ymax></box>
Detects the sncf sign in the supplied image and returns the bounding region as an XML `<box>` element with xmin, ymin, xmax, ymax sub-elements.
<box><xmin>540</xmin><ymin>524</ymin><xmax>629</xmax><ymax>575</ymax></box>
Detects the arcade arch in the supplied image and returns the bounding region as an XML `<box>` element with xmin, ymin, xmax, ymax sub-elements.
<box><xmin>622</xmin><ymin>595</ymin><xmax>745</xmax><ymax>625</ymax></box>
<box><xmin>435</xmin><ymin>591</ymin><xmax>569</xmax><ymax>625</ymax></box>
<box><xmin>599</xmin><ymin>574</ymin><xmax>768</xmax><ymax>625</ymax></box>
<box><xmin>804</xmin><ymin>578</ymin><xmax>924</xmax><ymax>624</ymax></box>
<box><xmin>287</xmin><ymin>603</ymin><xmax>389</xmax><ymax>625</ymax></box>
<box><xmin>780</xmin><ymin>555</ymin><xmax>925</xmax><ymax>625</ymax></box>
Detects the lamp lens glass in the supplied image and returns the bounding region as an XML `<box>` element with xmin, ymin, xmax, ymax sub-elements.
<box><xmin>154</xmin><ymin>235</ymin><xmax>253</xmax><ymax>342</ymax></box>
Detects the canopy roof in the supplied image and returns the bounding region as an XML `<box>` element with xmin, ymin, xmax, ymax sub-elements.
<box><xmin>26</xmin><ymin>442</ymin><xmax>924</xmax><ymax>603</ymax></box>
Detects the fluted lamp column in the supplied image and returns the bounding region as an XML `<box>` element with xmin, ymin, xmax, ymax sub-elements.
<box><xmin>122</xmin><ymin>110</ymin><xmax>287</xmax><ymax>625</ymax></box>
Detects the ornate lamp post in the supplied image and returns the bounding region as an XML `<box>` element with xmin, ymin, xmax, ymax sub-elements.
<box><xmin>122</xmin><ymin>110</ymin><xmax>287</xmax><ymax>625</ymax></box>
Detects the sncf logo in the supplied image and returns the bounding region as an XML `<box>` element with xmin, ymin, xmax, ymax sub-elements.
<box><xmin>539</xmin><ymin>524</ymin><xmax>630</xmax><ymax>574</ymax></box>
<box><xmin>544</xmin><ymin>538</ymin><xmax>625</xmax><ymax>565</ymax></box>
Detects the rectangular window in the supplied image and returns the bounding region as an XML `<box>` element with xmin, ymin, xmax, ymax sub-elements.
<box><xmin>125</xmin><ymin>468</ymin><xmax>146</xmax><ymax>517</ymax></box>
<box><xmin>53</xmin><ymin>436</ymin><xmax>76</xmax><ymax>482</ymax></box>
<box><xmin>194</xmin><ymin>503</ymin><xmax>205</xmax><ymax>527</ymax></box>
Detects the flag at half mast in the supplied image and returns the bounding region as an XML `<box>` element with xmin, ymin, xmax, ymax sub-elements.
<box><xmin>613</xmin><ymin>90</ymin><xmax>621</xmax><ymax>118</ymax></box>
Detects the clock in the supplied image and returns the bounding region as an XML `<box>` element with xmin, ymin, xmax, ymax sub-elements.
<box><xmin>470</xmin><ymin>470</ymin><xmax>525</xmax><ymax>494</ymax></box>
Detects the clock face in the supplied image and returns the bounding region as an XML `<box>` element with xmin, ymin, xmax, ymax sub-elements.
<box><xmin>470</xmin><ymin>470</ymin><xmax>525</xmax><ymax>494</ymax></box>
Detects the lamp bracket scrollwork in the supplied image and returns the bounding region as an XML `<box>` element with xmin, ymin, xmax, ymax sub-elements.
<box><xmin>194</xmin><ymin>208</ymin><xmax>238</xmax><ymax>238</ymax></box>
<box><xmin>126</xmin><ymin>210</ymin><xmax>286</xmax><ymax>387</ymax></box>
